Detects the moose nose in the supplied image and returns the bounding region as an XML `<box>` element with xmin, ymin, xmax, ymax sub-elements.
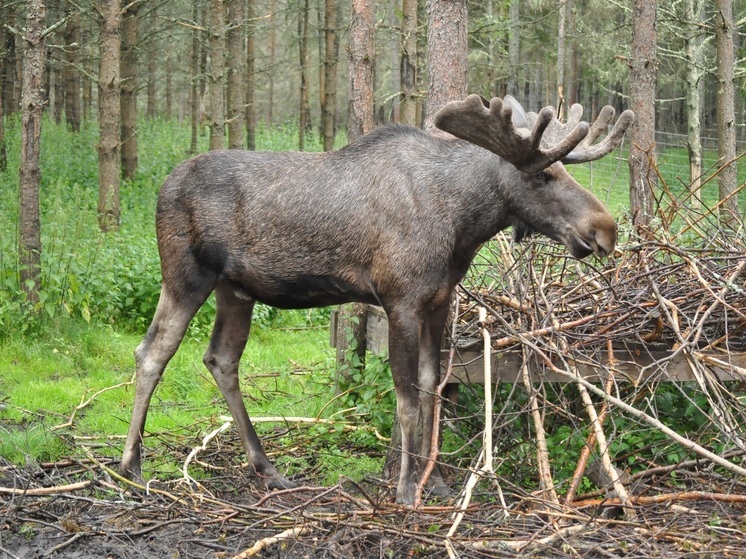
<box><xmin>594</xmin><ymin>223</ymin><xmax>617</xmax><ymax>257</ymax></box>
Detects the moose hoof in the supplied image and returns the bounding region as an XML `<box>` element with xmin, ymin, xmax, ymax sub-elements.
<box><xmin>264</xmin><ymin>474</ymin><xmax>297</xmax><ymax>492</ymax></box>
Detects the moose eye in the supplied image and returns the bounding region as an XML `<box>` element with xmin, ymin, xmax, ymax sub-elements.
<box><xmin>534</xmin><ymin>171</ymin><xmax>548</xmax><ymax>183</ymax></box>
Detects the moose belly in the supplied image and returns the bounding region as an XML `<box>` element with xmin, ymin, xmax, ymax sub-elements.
<box><xmin>230</xmin><ymin>274</ymin><xmax>378</xmax><ymax>309</ymax></box>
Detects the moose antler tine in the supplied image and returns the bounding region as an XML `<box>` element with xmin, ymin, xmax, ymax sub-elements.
<box><xmin>562</xmin><ymin>107</ymin><xmax>635</xmax><ymax>164</ymax></box>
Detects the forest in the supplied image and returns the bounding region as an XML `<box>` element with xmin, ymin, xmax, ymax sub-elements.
<box><xmin>1</xmin><ymin>0</ymin><xmax>746</xmax><ymax>558</ymax></box>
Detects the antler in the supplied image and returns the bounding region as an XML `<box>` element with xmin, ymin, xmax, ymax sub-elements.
<box><xmin>433</xmin><ymin>94</ymin><xmax>634</xmax><ymax>174</ymax></box>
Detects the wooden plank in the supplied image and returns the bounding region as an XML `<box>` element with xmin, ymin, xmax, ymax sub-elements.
<box><xmin>444</xmin><ymin>349</ymin><xmax>746</xmax><ymax>384</ymax></box>
<box><xmin>330</xmin><ymin>306</ymin><xmax>745</xmax><ymax>383</ymax></box>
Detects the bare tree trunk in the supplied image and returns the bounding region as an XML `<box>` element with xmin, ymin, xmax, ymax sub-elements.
<box><xmin>245</xmin><ymin>0</ymin><xmax>256</xmax><ymax>150</ymax></box>
<box><xmin>321</xmin><ymin>0</ymin><xmax>338</xmax><ymax>151</ymax></box>
<box><xmin>715</xmin><ymin>0</ymin><xmax>739</xmax><ymax>221</ymax></box>
<box><xmin>120</xmin><ymin>3</ymin><xmax>138</xmax><ymax>180</ymax></box>
<box><xmin>565</xmin><ymin>0</ymin><xmax>577</xmax><ymax>106</ymax></box>
<box><xmin>146</xmin><ymin>6</ymin><xmax>157</xmax><ymax>119</ymax></box>
<box><xmin>267</xmin><ymin>0</ymin><xmax>276</xmax><ymax>124</ymax></box>
<box><xmin>208</xmin><ymin>0</ymin><xmax>226</xmax><ymax>150</ymax></box>
<box><xmin>98</xmin><ymin>0</ymin><xmax>122</xmax><ymax>232</ymax></box>
<box><xmin>685</xmin><ymin>0</ymin><xmax>705</xmax><ymax>209</ymax></box>
<box><xmin>423</xmin><ymin>0</ymin><xmax>467</xmax><ymax>131</ymax></box>
<box><xmin>507</xmin><ymin>0</ymin><xmax>520</xmax><ymax>97</ymax></box>
<box><xmin>226</xmin><ymin>0</ymin><xmax>245</xmax><ymax>149</ymax></box>
<box><xmin>337</xmin><ymin>0</ymin><xmax>376</xmax><ymax>386</ymax></box>
<box><xmin>190</xmin><ymin>0</ymin><xmax>201</xmax><ymax>153</ymax></box>
<box><xmin>628</xmin><ymin>0</ymin><xmax>657</xmax><ymax>228</ymax></box>
<box><xmin>400</xmin><ymin>0</ymin><xmax>418</xmax><ymax>126</ymax></box>
<box><xmin>63</xmin><ymin>8</ymin><xmax>81</xmax><ymax>132</ymax></box>
<box><xmin>556</xmin><ymin>0</ymin><xmax>567</xmax><ymax>117</ymax></box>
<box><xmin>0</xmin><ymin>98</ymin><xmax>6</xmax><ymax>172</ymax></box>
<box><xmin>19</xmin><ymin>0</ymin><xmax>47</xmax><ymax>305</ymax></box>
<box><xmin>298</xmin><ymin>0</ymin><xmax>310</xmax><ymax>150</ymax></box>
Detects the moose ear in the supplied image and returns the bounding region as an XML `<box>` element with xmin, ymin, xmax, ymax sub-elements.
<box><xmin>478</xmin><ymin>95</ymin><xmax>491</xmax><ymax>108</ymax></box>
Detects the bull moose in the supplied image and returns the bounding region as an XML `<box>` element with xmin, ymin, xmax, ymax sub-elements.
<box><xmin>120</xmin><ymin>95</ymin><xmax>634</xmax><ymax>505</ymax></box>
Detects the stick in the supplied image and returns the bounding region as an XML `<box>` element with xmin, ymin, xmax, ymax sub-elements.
<box><xmin>0</xmin><ymin>480</ymin><xmax>92</xmax><ymax>496</ymax></box>
<box><xmin>232</xmin><ymin>524</ymin><xmax>312</xmax><ymax>558</ymax></box>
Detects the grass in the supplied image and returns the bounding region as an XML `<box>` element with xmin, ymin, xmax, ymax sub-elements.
<box><xmin>0</xmin><ymin>114</ymin><xmax>742</xmax><ymax>489</ymax></box>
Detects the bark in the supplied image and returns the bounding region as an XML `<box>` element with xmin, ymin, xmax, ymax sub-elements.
<box><xmin>684</xmin><ymin>0</ymin><xmax>705</xmax><ymax>209</ymax></box>
<box><xmin>399</xmin><ymin>0</ymin><xmax>417</xmax><ymax>126</ymax></box>
<box><xmin>628</xmin><ymin>0</ymin><xmax>657</xmax><ymax>228</ymax></box>
<box><xmin>337</xmin><ymin>0</ymin><xmax>377</xmax><ymax>381</ymax></box>
<box><xmin>715</xmin><ymin>0</ymin><xmax>739</xmax><ymax>221</ymax></box>
<box><xmin>424</xmin><ymin>0</ymin><xmax>467</xmax><ymax>131</ymax></box>
<box><xmin>226</xmin><ymin>0</ymin><xmax>245</xmax><ymax>149</ymax></box>
<box><xmin>63</xmin><ymin>9</ymin><xmax>81</xmax><ymax>132</ymax></box>
<box><xmin>507</xmin><ymin>0</ymin><xmax>520</xmax><ymax>97</ymax></box>
<box><xmin>322</xmin><ymin>0</ymin><xmax>338</xmax><ymax>151</ymax></box>
<box><xmin>98</xmin><ymin>0</ymin><xmax>122</xmax><ymax>232</ymax></box>
<box><xmin>267</xmin><ymin>0</ymin><xmax>276</xmax><ymax>123</ymax></box>
<box><xmin>208</xmin><ymin>0</ymin><xmax>226</xmax><ymax>150</ymax></box>
<box><xmin>19</xmin><ymin>0</ymin><xmax>47</xmax><ymax>304</ymax></box>
<box><xmin>190</xmin><ymin>0</ymin><xmax>201</xmax><ymax>153</ymax></box>
<box><xmin>245</xmin><ymin>0</ymin><xmax>256</xmax><ymax>150</ymax></box>
<box><xmin>120</xmin><ymin>3</ymin><xmax>138</xmax><ymax>180</ymax></box>
<box><xmin>348</xmin><ymin>0</ymin><xmax>375</xmax><ymax>138</ymax></box>
<box><xmin>556</xmin><ymin>0</ymin><xmax>567</xmax><ymax>118</ymax></box>
<box><xmin>146</xmin><ymin>6</ymin><xmax>157</xmax><ymax>118</ymax></box>
<box><xmin>298</xmin><ymin>0</ymin><xmax>310</xmax><ymax>150</ymax></box>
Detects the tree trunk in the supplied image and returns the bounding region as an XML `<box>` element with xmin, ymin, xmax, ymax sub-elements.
<box><xmin>684</xmin><ymin>0</ymin><xmax>705</xmax><ymax>209</ymax></box>
<box><xmin>298</xmin><ymin>0</ymin><xmax>310</xmax><ymax>150</ymax></box>
<box><xmin>267</xmin><ymin>0</ymin><xmax>276</xmax><ymax>124</ymax></box>
<box><xmin>399</xmin><ymin>0</ymin><xmax>418</xmax><ymax>126</ymax></box>
<box><xmin>226</xmin><ymin>0</ymin><xmax>245</xmax><ymax>149</ymax></box>
<box><xmin>336</xmin><ymin>0</ymin><xmax>376</xmax><ymax>386</ymax></box>
<box><xmin>63</xmin><ymin>9</ymin><xmax>81</xmax><ymax>132</ymax></box>
<box><xmin>208</xmin><ymin>0</ymin><xmax>226</xmax><ymax>150</ymax></box>
<box><xmin>98</xmin><ymin>0</ymin><xmax>122</xmax><ymax>232</ymax></box>
<box><xmin>321</xmin><ymin>0</ymin><xmax>338</xmax><ymax>151</ymax></box>
<box><xmin>245</xmin><ymin>0</ymin><xmax>256</xmax><ymax>150</ymax></box>
<box><xmin>628</xmin><ymin>0</ymin><xmax>657</xmax><ymax>228</ymax></box>
<box><xmin>556</xmin><ymin>0</ymin><xmax>567</xmax><ymax>117</ymax></box>
<box><xmin>348</xmin><ymin>0</ymin><xmax>375</xmax><ymax>137</ymax></box>
<box><xmin>146</xmin><ymin>6</ymin><xmax>157</xmax><ymax>119</ymax></box>
<box><xmin>0</xmin><ymin>96</ymin><xmax>6</xmax><ymax>172</ymax></box>
<box><xmin>507</xmin><ymin>0</ymin><xmax>520</xmax><ymax>97</ymax></box>
<box><xmin>190</xmin><ymin>0</ymin><xmax>201</xmax><ymax>154</ymax></box>
<box><xmin>423</xmin><ymin>0</ymin><xmax>467</xmax><ymax>131</ymax></box>
<box><xmin>715</xmin><ymin>0</ymin><xmax>739</xmax><ymax>221</ymax></box>
<box><xmin>19</xmin><ymin>0</ymin><xmax>47</xmax><ymax>305</ymax></box>
<box><xmin>120</xmin><ymin>3</ymin><xmax>138</xmax><ymax>180</ymax></box>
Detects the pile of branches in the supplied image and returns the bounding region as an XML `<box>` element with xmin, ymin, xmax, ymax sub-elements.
<box><xmin>447</xmin><ymin>199</ymin><xmax>746</xmax><ymax>519</ymax></box>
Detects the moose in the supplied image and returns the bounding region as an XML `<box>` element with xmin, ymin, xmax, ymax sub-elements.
<box><xmin>120</xmin><ymin>95</ymin><xmax>634</xmax><ymax>506</ymax></box>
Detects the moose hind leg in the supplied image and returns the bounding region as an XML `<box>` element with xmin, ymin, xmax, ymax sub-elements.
<box><xmin>121</xmin><ymin>283</ymin><xmax>213</xmax><ymax>481</ymax></box>
<box><xmin>202</xmin><ymin>281</ymin><xmax>295</xmax><ymax>491</ymax></box>
<box><xmin>418</xmin><ymin>299</ymin><xmax>452</xmax><ymax>497</ymax></box>
<box><xmin>387</xmin><ymin>305</ymin><xmax>423</xmax><ymax>505</ymax></box>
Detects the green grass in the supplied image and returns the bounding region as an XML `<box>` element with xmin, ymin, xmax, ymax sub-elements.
<box><xmin>0</xmin><ymin>114</ymin><xmax>742</xmax><ymax>490</ymax></box>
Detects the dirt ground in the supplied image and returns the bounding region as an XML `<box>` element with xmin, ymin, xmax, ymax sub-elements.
<box><xmin>2</xmin><ymin>446</ymin><xmax>746</xmax><ymax>559</ymax></box>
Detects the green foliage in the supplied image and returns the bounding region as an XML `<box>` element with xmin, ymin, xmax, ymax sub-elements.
<box><xmin>0</xmin><ymin>116</ymin><xmax>339</xmax><ymax>338</ymax></box>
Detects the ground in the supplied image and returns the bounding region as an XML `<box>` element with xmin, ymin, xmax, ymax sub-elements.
<box><xmin>2</xmin><ymin>442</ymin><xmax>746</xmax><ymax>559</ymax></box>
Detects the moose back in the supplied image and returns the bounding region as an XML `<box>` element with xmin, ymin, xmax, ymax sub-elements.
<box><xmin>120</xmin><ymin>95</ymin><xmax>633</xmax><ymax>505</ymax></box>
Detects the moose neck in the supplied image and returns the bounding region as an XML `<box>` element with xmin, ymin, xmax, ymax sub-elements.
<box><xmin>435</xmin><ymin>140</ymin><xmax>518</xmax><ymax>255</ymax></box>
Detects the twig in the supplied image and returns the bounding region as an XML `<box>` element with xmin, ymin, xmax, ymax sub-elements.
<box><xmin>232</xmin><ymin>524</ymin><xmax>313</xmax><ymax>558</ymax></box>
<box><xmin>0</xmin><ymin>480</ymin><xmax>92</xmax><ymax>496</ymax></box>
